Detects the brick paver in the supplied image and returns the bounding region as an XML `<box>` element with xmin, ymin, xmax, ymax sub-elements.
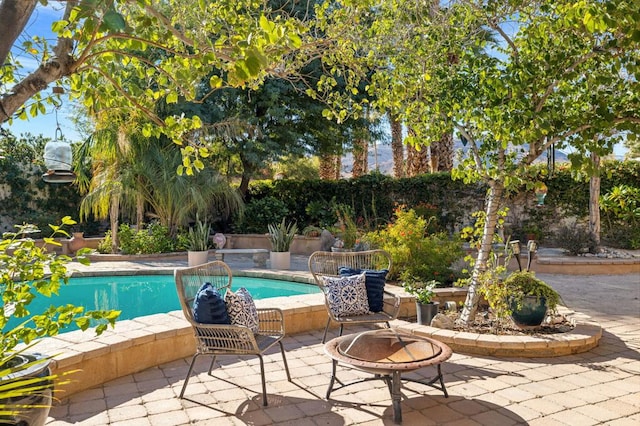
<box><xmin>45</xmin><ymin>259</ymin><xmax>640</xmax><ymax>425</ymax></box>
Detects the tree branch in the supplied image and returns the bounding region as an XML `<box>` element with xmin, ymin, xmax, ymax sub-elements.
<box><xmin>0</xmin><ymin>0</ymin><xmax>77</xmax><ymax>123</ymax></box>
<box><xmin>0</xmin><ymin>0</ymin><xmax>38</xmax><ymax>67</ymax></box>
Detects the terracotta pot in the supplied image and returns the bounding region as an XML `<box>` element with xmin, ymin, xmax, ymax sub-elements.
<box><xmin>67</xmin><ymin>232</ymin><xmax>85</xmax><ymax>253</ymax></box>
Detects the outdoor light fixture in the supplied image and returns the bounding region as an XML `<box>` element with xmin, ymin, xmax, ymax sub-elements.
<box><xmin>534</xmin><ymin>182</ymin><xmax>548</xmax><ymax>206</ymax></box>
<box><xmin>42</xmin><ymin>103</ymin><xmax>76</xmax><ymax>184</ymax></box>
<box><xmin>509</xmin><ymin>240</ymin><xmax>522</xmax><ymax>271</ymax></box>
<box><xmin>526</xmin><ymin>240</ymin><xmax>538</xmax><ymax>271</ymax></box>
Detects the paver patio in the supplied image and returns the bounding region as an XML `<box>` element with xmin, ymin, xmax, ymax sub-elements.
<box><xmin>45</xmin><ymin>256</ymin><xmax>640</xmax><ymax>425</ymax></box>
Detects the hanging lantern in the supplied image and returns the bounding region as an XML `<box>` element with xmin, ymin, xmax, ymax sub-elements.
<box><xmin>534</xmin><ymin>181</ymin><xmax>548</xmax><ymax>206</ymax></box>
<box><xmin>42</xmin><ymin>105</ymin><xmax>76</xmax><ymax>184</ymax></box>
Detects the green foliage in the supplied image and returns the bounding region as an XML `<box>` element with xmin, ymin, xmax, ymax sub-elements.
<box><xmin>1</xmin><ymin>218</ymin><xmax>120</xmax><ymax>357</ymax></box>
<box><xmin>364</xmin><ymin>207</ymin><xmax>464</xmax><ymax>284</ymax></box>
<box><xmin>504</xmin><ymin>271</ymin><xmax>560</xmax><ymax>314</ymax></box>
<box><xmin>600</xmin><ymin>184</ymin><xmax>640</xmax><ymax>249</ymax></box>
<box><xmin>0</xmin><ymin>131</ymin><xmax>87</xmax><ymax>234</ymax></box>
<box><xmin>403</xmin><ymin>280</ymin><xmax>438</xmax><ymax>305</ymax></box>
<box><xmin>185</xmin><ymin>218</ymin><xmax>211</xmax><ymax>251</ymax></box>
<box><xmin>334</xmin><ymin>204</ymin><xmax>359</xmax><ymax>249</ymax></box>
<box><xmin>97</xmin><ymin>223</ymin><xmax>177</xmax><ymax>254</ymax></box>
<box><xmin>267</xmin><ymin>219</ymin><xmax>298</xmax><ymax>252</ymax></box>
<box><xmin>234</xmin><ymin>196</ymin><xmax>289</xmax><ymax>234</ymax></box>
<box><xmin>553</xmin><ymin>223</ymin><xmax>598</xmax><ymax>255</ymax></box>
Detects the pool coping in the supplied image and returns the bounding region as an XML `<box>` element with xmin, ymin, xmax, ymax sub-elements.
<box><xmin>37</xmin><ymin>268</ymin><xmax>602</xmax><ymax>400</ymax></box>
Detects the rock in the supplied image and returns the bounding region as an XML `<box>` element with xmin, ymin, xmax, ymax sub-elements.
<box><xmin>430</xmin><ymin>313</ymin><xmax>455</xmax><ymax>329</ymax></box>
<box><xmin>320</xmin><ymin>230</ymin><xmax>336</xmax><ymax>251</ymax></box>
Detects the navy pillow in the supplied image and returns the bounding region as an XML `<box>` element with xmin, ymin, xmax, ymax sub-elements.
<box><xmin>192</xmin><ymin>282</ymin><xmax>231</xmax><ymax>324</ymax></box>
<box><xmin>339</xmin><ymin>267</ymin><xmax>389</xmax><ymax>312</ymax></box>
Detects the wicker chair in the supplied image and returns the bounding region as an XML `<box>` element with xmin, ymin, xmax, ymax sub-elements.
<box><xmin>308</xmin><ymin>249</ymin><xmax>400</xmax><ymax>343</ymax></box>
<box><xmin>174</xmin><ymin>260</ymin><xmax>291</xmax><ymax>406</ymax></box>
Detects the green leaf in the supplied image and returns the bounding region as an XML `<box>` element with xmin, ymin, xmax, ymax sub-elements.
<box><xmin>103</xmin><ymin>9</ymin><xmax>126</xmax><ymax>32</ymax></box>
<box><xmin>166</xmin><ymin>92</ymin><xmax>178</xmax><ymax>104</ymax></box>
<box><xmin>209</xmin><ymin>75</ymin><xmax>223</xmax><ymax>88</ymax></box>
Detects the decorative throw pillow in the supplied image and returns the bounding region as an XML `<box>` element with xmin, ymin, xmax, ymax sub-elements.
<box><xmin>321</xmin><ymin>272</ymin><xmax>370</xmax><ymax>318</ymax></box>
<box><xmin>225</xmin><ymin>287</ymin><xmax>260</xmax><ymax>333</ymax></box>
<box><xmin>192</xmin><ymin>282</ymin><xmax>231</xmax><ymax>324</ymax></box>
<box><xmin>339</xmin><ymin>267</ymin><xmax>389</xmax><ymax>312</ymax></box>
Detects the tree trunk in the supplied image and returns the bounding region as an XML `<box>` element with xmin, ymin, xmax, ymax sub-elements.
<box><xmin>407</xmin><ymin>143</ymin><xmax>428</xmax><ymax>176</ymax></box>
<box><xmin>333</xmin><ymin>154</ymin><xmax>342</xmax><ymax>180</ymax></box>
<box><xmin>136</xmin><ymin>195</ymin><xmax>144</xmax><ymax>230</ymax></box>
<box><xmin>352</xmin><ymin>138</ymin><xmax>368</xmax><ymax>178</ymax></box>
<box><xmin>589</xmin><ymin>152</ymin><xmax>601</xmax><ymax>247</ymax></box>
<box><xmin>457</xmin><ymin>181</ymin><xmax>505</xmax><ymax>325</ymax></box>
<box><xmin>389</xmin><ymin>114</ymin><xmax>405</xmax><ymax>178</ymax></box>
<box><xmin>319</xmin><ymin>155</ymin><xmax>334</xmax><ymax>180</ymax></box>
<box><xmin>431</xmin><ymin>132</ymin><xmax>454</xmax><ymax>171</ymax></box>
<box><xmin>110</xmin><ymin>194</ymin><xmax>120</xmax><ymax>254</ymax></box>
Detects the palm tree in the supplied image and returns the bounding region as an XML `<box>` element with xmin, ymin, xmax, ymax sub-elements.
<box><xmin>389</xmin><ymin>113</ymin><xmax>405</xmax><ymax>178</ymax></box>
<box><xmin>128</xmin><ymin>141</ymin><xmax>243</xmax><ymax>235</ymax></box>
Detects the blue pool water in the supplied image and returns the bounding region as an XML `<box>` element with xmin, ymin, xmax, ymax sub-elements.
<box><xmin>8</xmin><ymin>275</ymin><xmax>319</xmax><ymax>333</ymax></box>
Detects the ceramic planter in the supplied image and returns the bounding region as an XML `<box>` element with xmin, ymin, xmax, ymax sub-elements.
<box><xmin>0</xmin><ymin>353</ymin><xmax>53</xmax><ymax>426</ymax></box>
<box><xmin>270</xmin><ymin>251</ymin><xmax>291</xmax><ymax>270</ymax></box>
<box><xmin>187</xmin><ymin>250</ymin><xmax>209</xmax><ymax>267</ymax></box>
<box><xmin>510</xmin><ymin>295</ymin><xmax>547</xmax><ymax>327</ymax></box>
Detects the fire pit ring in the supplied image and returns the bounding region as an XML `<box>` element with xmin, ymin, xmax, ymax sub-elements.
<box><xmin>324</xmin><ymin>329</ymin><xmax>452</xmax><ymax>424</ymax></box>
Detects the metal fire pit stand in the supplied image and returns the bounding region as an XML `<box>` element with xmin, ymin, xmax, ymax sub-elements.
<box><xmin>324</xmin><ymin>329</ymin><xmax>452</xmax><ymax>424</ymax></box>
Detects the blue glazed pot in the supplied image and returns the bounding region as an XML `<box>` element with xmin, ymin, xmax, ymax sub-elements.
<box><xmin>510</xmin><ymin>296</ymin><xmax>547</xmax><ymax>327</ymax></box>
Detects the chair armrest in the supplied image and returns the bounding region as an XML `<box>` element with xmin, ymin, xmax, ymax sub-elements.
<box><xmin>381</xmin><ymin>290</ymin><xmax>401</xmax><ymax>319</ymax></box>
<box><xmin>190</xmin><ymin>322</ymin><xmax>260</xmax><ymax>354</ymax></box>
<box><xmin>257</xmin><ymin>308</ymin><xmax>285</xmax><ymax>336</ymax></box>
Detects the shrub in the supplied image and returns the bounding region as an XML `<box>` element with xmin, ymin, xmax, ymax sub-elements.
<box><xmin>97</xmin><ymin>223</ymin><xmax>177</xmax><ymax>254</ymax></box>
<box><xmin>234</xmin><ymin>196</ymin><xmax>289</xmax><ymax>234</ymax></box>
<box><xmin>600</xmin><ymin>185</ymin><xmax>640</xmax><ymax>249</ymax></box>
<box><xmin>553</xmin><ymin>223</ymin><xmax>597</xmax><ymax>255</ymax></box>
<box><xmin>363</xmin><ymin>207</ymin><xmax>464</xmax><ymax>285</ymax></box>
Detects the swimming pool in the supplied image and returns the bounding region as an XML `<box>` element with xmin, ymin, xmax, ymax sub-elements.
<box><xmin>9</xmin><ymin>274</ymin><xmax>320</xmax><ymax>333</ymax></box>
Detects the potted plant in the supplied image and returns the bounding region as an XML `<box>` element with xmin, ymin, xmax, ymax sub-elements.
<box><xmin>504</xmin><ymin>271</ymin><xmax>560</xmax><ymax>327</ymax></box>
<box><xmin>1</xmin><ymin>218</ymin><xmax>119</xmax><ymax>425</ymax></box>
<box><xmin>403</xmin><ymin>279</ymin><xmax>440</xmax><ymax>326</ymax></box>
<box><xmin>302</xmin><ymin>225</ymin><xmax>323</xmax><ymax>238</ymax></box>
<box><xmin>186</xmin><ymin>217</ymin><xmax>212</xmax><ymax>266</ymax></box>
<box><xmin>267</xmin><ymin>219</ymin><xmax>298</xmax><ymax>270</ymax></box>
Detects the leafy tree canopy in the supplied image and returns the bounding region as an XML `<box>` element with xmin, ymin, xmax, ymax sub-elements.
<box><xmin>1</xmin><ymin>0</ymin><xmax>312</xmax><ymax>171</ymax></box>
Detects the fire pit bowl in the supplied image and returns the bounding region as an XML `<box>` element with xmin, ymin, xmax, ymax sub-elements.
<box><xmin>325</xmin><ymin>329</ymin><xmax>452</xmax><ymax>423</ymax></box>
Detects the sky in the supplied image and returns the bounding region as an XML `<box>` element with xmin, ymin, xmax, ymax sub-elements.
<box><xmin>2</xmin><ymin>3</ymin><xmax>630</xmax><ymax>158</ymax></box>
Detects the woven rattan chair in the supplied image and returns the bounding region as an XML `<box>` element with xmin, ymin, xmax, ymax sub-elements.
<box><xmin>174</xmin><ymin>260</ymin><xmax>291</xmax><ymax>406</ymax></box>
<box><xmin>308</xmin><ymin>249</ymin><xmax>400</xmax><ymax>343</ymax></box>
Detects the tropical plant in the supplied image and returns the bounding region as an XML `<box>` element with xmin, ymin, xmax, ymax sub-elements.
<box><xmin>267</xmin><ymin>219</ymin><xmax>298</xmax><ymax>252</ymax></box>
<box><xmin>403</xmin><ymin>280</ymin><xmax>438</xmax><ymax>305</ymax></box>
<box><xmin>0</xmin><ymin>218</ymin><xmax>120</xmax><ymax>418</ymax></box>
<box><xmin>186</xmin><ymin>218</ymin><xmax>212</xmax><ymax>252</ymax></box>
